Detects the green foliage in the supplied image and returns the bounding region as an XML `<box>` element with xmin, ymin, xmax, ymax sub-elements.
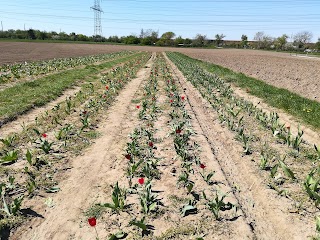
<box><xmin>139</xmin><ymin>181</ymin><xmax>158</xmax><ymax>214</ymax></box>
<box><xmin>99</xmin><ymin>182</ymin><xmax>127</xmax><ymax>212</ymax></box>
<box><xmin>0</xmin><ymin>180</ymin><xmax>24</xmax><ymax>217</ymax></box>
<box><xmin>0</xmin><ymin>150</ymin><xmax>18</xmax><ymax>165</ymax></box>
<box><xmin>203</xmin><ymin>190</ymin><xmax>237</xmax><ymax>220</ymax></box>
<box><xmin>181</xmin><ymin>199</ymin><xmax>197</xmax><ymax>217</ymax></box>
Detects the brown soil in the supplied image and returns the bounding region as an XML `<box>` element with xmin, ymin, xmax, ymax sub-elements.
<box><xmin>179</xmin><ymin>48</ymin><xmax>320</xmax><ymax>102</ymax></box>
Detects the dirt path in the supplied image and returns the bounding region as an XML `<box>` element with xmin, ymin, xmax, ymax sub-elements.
<box><xmin>165</xmin><ymin>53</ymin><xmax>315</xmax><ymax>240</ymax></box>
<box><xmin>11</xmin><ymin>54</ymin><xmax>155</xmax><ymax>240</ymax></box>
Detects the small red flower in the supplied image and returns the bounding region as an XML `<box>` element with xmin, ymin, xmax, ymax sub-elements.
<box><xmin>148</xmin><ymin>142</ymin><xmax>154</xmax><ymax>147</ymax></box>
<box><xmin>105</xmin><ymin>86</ymin><xmax>109</xmax><ymax>90</ymax></box>
<box><xmin>170</xmin><ymin>93</ymin><xmax>174</xmax><ymax>97</ymax></box>
<box><xmin>42</xmin><ymin>133</ymin><xmax>47</xmax><ymax>138</ymax></box>
<box><xmin>138</xmin><ymin>178</ymin><xmax>144</xmax><ymax>185</ymax></box>
<box><xmin>83</xmin><ymin>111</ymin><xmax>87</xmax><ymax>115</ymax></box>
<box><xmin>286</xmin><ymin>124</ymin><xmax>291</xmax><ymax>130</ymax></box>
<box><xmin>170</xmin><ymin>99</ymin><xmax>173</xmax><ymax>103</ymax></box>
<box><xmin>200</xmin><ymin>163</ymin><xmax>206</xmax><ymax>169</ymax></box>
<box><xmin>125</xmin><ymin>154</ymin><xmax>131</xmax><ymax>160</ymax></box>
<box><xmin>88</xmin><ymin>217</ymin><xmax>96</xmax><ymax>227</ymax></box>
<box><xmin>176</xmin><ymin>129</ymin><xmax>182</xmax><ymax>134</ymax></box>
<box><xmin>136</xmin><ymin>105</ymin><xmax>140</xmax><ymax>109</ymax></box>
<box><xmin>181</xmin><ymin>96</ymin><xmax>185</xmax><ymax>101</ymax></box>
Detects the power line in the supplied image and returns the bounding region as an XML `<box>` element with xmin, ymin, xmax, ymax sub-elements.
<box><xmin>1</xmin><ymin>11</ymin><xmax>320</xmax><ymax>23</ymax></box>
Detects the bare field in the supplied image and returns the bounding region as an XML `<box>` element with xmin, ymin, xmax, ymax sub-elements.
<box><xmin>179</xmin><ymin>48</ymin><xmax>320</xmax><ymax>102</ymax></box>
<box><xmin>0</xmin><ymin>42</ymin><xmax>319</xmax><ymax>102</ymax></box>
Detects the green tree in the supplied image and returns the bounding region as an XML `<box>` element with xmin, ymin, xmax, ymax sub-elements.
<box><xmin>253</xmin><ymin>31</ymin><xmax>273</xmax><ymax>49</ymax></box>
<box><xmin>214</xmin><ymin>33</ymin><xmax>225</xmax><ymax>46</ymax></box>
<box><xmin>274</xmin><ymin>34</ymin><xmax>289</xmax><ymax>50</ymax></box>
<box><xmin>140</xmin><ymin>29</ymin><xmax>158</xmax><ymax>45</ymax></box>
<box><xmin>123</xmin><ymin>35</ymin><xmax>140</xmax><ymax>44</ymax></box>
<box><xmin>184</xmin><ymin>38</ymin><xmax>192</xmax><ymax>45</ymax></box>
<box><xmin>36</xmin><ymin>31</ymin><xmax>48</xmax><ymax>40</ymax></box>
<box><xmin>192</xmin><ymin>34</ymin><xmax>207</xmax><ymax>47</ymax></box>
<box><xmin>27</xmin><ymin>29</ymin><xmax>36</xmax><ymax>39</ymax></box>
<box><xmin>315</xmin><ymin>38</ymin><xmax>320</xmax><ymax>51</ymax></box>
<box><xmin>174</xmin><ymin>36</ymin><xmax>184</xmax><ymax>47</ymax></box>
<box><xmin>160</xmin><ymin>31</ymin><xmax>175</xmax><ymax>46</ymax></box>
<box><xmin>241</xmin><ymin>34</ymin><xmax>248</xmax><ymax>48</ymax></box>
<box><xmin>15</xmin><ymin>29</ymin><xmax>27</xmax><ymax>39</ymax></box>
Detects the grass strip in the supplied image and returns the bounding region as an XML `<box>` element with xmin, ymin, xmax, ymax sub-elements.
<box><xmin>0</xmin><ymin>52</ymin><xmax>144</xmax><ymax>123</ymax></box>
<box><xmin>172</xmin><ymin>52</ymin><xmax>320</xmax><ymax>130</ymax></box>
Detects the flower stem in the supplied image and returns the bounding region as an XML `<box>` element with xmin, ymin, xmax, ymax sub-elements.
<box><xmin>94</xmin><ymin>226</ymin><xmax>99</xmax><ymax>240</ymax></box>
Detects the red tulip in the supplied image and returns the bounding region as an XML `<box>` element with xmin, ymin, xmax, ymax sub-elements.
<box><xmin>136</xmin><ymin>105</ymin><xmax>140</xmax><ymax>109</ymax></box>
<box><xmin>105</xmin><ymin>86</ymin><xmax>109</xmax><ymax>90</ymax></box>
<box><xmin>125</xmin><ymin>154</ymin><xmax>131</xmax><ymax>160</ymax></box>
<box><xmin>148</xmin><ymin>142</ymin><xmax>154</xmax><ymax>147</ymax></box>
<box><xmin>200</xmin><ymin>163</ymin><xmax>206</xmax><ymax>169</ymax></box>
<box><xmin>88</xmin><ymin>217</ymin><xmax>96</xmax><ymax>227</ymax></box>
<box><xmin>42</xmin><ymin>133</ymin><xmax>47</xmax><ymax>138</ymax></box>
<box><xmin>83</xmin><ymin>111</ymin><xmax>87</xmax><ymax>115</ymax></box>
<box><xmin>176</xmin><ymin>129</ymin><xmax>182</xmax><ymax>134</ymax></box>
<box><xmin>138</xmin><ymin>178</ymin><xmax>144</xmax><ymax>185</ymax></box>
<box><xmin>181</xmin><ymin>96</ymin><xmax>185</xmax><ymax>101</ymax></box>
<box><xmin>170</xmin><ymin>99</ymin><xmax>173</xmax><ymax>103</ymax></box>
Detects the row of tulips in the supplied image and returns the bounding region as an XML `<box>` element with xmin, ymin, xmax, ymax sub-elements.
<box><xmin>86</xmin><ymin>54</ymin><xmax>162</xmax><ymax>239</ymax></box>
<box><xmin>0</xmin><ymin>53</ymin><xmax>151</xmax><ymax>234</ymax></box>
<box><xmin>166</xmin><ymin>52</ymin><xmax>320</xmax><ymax>234</ymax></box>
<box><xmin>0</xmin><ymin>51</ymin><xmax>134</xmax><ymax>83</ymax></box>
<box><xmin>163</xmin><ymin>57</ymin><xmax>237</xmax><ymax>221</ymax></box>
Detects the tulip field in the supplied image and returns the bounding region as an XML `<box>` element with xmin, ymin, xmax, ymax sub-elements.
<box><xmin>0</xmin><ymin>48</ymin><xmax>320</xmax><ymax>240</ymax></box>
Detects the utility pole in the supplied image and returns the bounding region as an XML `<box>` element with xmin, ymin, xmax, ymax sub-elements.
<box><xmin>90</xmin><ymin>0</ymin><xmax>103</xmax><ymax>40</ymax></box>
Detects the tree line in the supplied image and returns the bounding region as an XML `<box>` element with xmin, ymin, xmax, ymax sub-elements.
<box><xmin>0</xmin><ymin>28</ymin><xmax>319</xmax><ymax>51</ymax></box>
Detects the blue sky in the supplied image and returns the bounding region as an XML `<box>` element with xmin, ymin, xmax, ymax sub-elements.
<box><xmin>0</xmin><ymin>0</ymin><xmax>319</xmax><ymax>42</ymax></box>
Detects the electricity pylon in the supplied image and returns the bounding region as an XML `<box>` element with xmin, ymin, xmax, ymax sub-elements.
<box><xmin>91</xmin><ymin>0</ymin><xmax>103</xmax><ymax>38</ymax></box>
